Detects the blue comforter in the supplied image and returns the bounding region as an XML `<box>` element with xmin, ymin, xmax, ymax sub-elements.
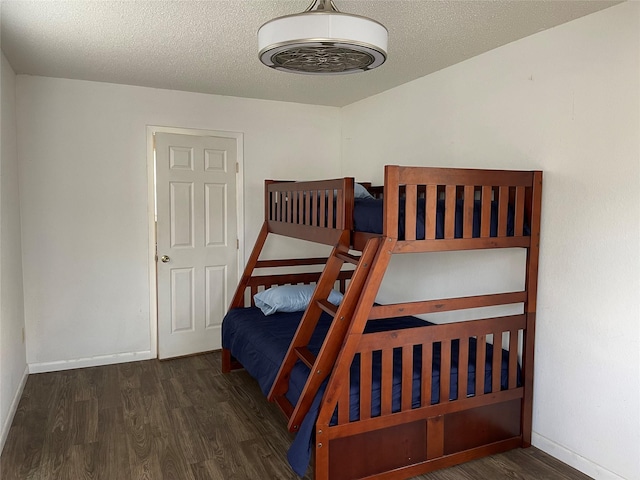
<box><xmin>222</xmin><ymin>307</ymin><xmax>516</xmax><ymax>476</ymax></box>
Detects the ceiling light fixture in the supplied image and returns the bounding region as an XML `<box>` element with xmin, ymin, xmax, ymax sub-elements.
<box><xmin>258</xmin><ymin>0</ymin><xmax>388</xmax><ymax>75</ymax></box>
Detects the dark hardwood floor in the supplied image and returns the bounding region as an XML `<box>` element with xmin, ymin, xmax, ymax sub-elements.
<box><xmin>1</xmin><ymin>352</ymin><xmax>592</xmax><ymax>480</ymax></box>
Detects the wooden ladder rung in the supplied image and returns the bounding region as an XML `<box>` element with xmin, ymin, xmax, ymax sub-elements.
<box><xmin>317</xmin><ymin>299</ymin><xmax>338</xmax><ymax>317</ymax></box>
<box><xmin>294</xmin><ymin>346</ymin><xmax>317</xmax><ymax>369</ymax></box>
<box><xmin>273</xmin><ymin>395</ymin><xmax>294</xmax><ymax>419</ymax></box>
<box><xmin>335</xmin><ymin>252</ymin><xmax>361</xmax><ymax>265</ymax></box>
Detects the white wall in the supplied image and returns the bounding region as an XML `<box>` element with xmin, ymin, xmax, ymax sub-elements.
<box><xmin>0</xmin><ymin>53</ymin><xmax>28</xmax><ymax>453</ymax></box>
<box><xmin>341</xmin><ymin>3</ymin><xmax>639</xmax><ymax>480</ymax></box>
<box><xmin>16</xmin><ymin>76</ymin><xmax>340</xmax><ymax>371</ymax></box>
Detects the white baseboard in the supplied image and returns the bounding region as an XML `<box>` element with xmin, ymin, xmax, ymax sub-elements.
<box><xmin>532</xmin><ymin>431</ymin><xmax>625</xmax><ymax>480</ymax></box>
<box><xmin>0</xmin><ymin>365</ymin><xmax>29</xmax><ymax>455</ymax></box>
<box><xmin>28</xmin><ymin>350</ymin><xmax>153</xmax><ymax>374</ymax></box>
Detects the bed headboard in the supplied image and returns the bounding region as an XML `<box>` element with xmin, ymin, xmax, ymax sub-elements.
<box><xmin>265</xmin><ymin>178</ymin><xmax>354</xmax><ymax>246</ymax></box>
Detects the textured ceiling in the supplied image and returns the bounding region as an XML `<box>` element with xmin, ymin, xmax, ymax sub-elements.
<box><xmin>0</xmin><ymin>0</ymin><xmax>621</xmax><ymax>107</ymax></box>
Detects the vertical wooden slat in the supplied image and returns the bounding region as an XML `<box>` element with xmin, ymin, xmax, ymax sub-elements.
<box><xmin>421</xmin><ymin>343</ymin><xmax>433</xmax><ymax>406</ymax></box>
<box><xmin>336</xmin><ymin>189</ymin><xmax>343</xmax><ymax>229</ymax></box>
<box><xmin>401</xmin><ymin>346</ymin><xmax>413</xmax><ymax>411</ymax></box>
<box><xmin>420</xmin><ymin>185</ymin><xmax>427</xmax><ymax>239</ymax></box>
<box><xmin>292</xmin><ymin>191</ymin><xmax>298</xmax><ymax>224</ymax></box>
<box><xmin>440</xmin><ymin>341</ymin><xmax>451</xmax><ymax>403</ymax></box>
<box><xmin>337</xmin><ymin>369</ymin><xmax>350</xmax><ymax>424</ymax></box>
<box><xmin>250</xmin><ymin>285</ymin><xmax>258</xmax><ymax>306</ymax></box>
<box><xmin>298</xmin><ymin>190</ymin><xmax>304</xmax><ymax>225</ymax></box>
<box><xmin>463</xmin><ymin>185</ymin><xmax>475</xmax><ymax>239</ymax></box>
<box><xmin>515</xmin><ymin>186</ymin><xmax>525</xmax><ymax>236</ymax></box>
<box><xmin>458</xmin><ymin>338</ymin><xmax>469</xmax><ymax>400</ymax></box>
<box><xmin>278</xmin><ymin>191</ymin><xmax>284</xmax><ymax>221</ymax></box>
<box><xmin>498</xmin><ymin>186</ymin><xmax>509</xmax><ymax>236</ymax></box>
<box><xmin>284</xmin><ymin>191</ymin><xmax>288</xmax><ymax>222</ymax></box>
<box><xmin>425</xmin><ymin>185</ymin><xmax>437</xmax><ymax>240</ymax></box>
<box><xmin>404</xmin><ymin>184</ymin><xmax>417</xmax><ymax>241</ymax></box>
<box><xmin>360</xmin><ymin>351</ymin><xmax>372</xmax><ymax>420</ymax></box>
<box><xmin>481</xmin><ymin>185</ymin><xmax>492</xmax><ymax>237</ymax></box>
<box><xmin>492</xmin><ymin>332</ymin><xmax>503</xmax><ymax>393</ymax></box>
<box><xmin>444</xmin><ymin>185</ymin><xmax>456</xmax><ymax>239</ymax></box>
<box><xmin>509</xmin><ymin>330</ymin><xmax>519</xmax><ymax>389</ymax></box>
<box><xmin>381</xmin><ymin>349</ymin><xmax>393</xmax><ymax>415</ymax></box>
<box><xmin>305</xmin><ymin>189</ymin><xmax>312</xmax><ymax>226</ymax></box>
<box><xmin>309</xmin><ymin>190</ymin><xmax>315</xmax><ymax>226</ymax></box>
<box><xmin>327</xmin><ymin>190</ymin><xmax>334</xmax><ymax>228</ymax></box>
<box><xmin>475</xmin><ymin>335</ymin><xmax>486</xmax><ymax>396</ymax></box>
<box><xmin>319</xmin><ymin>190</ymin><xmax>326</xmax><ymax>228</ymax></box>
<box><xmin>285</xmin><ymin>191</ymin><xmax>291</xmax><ymax>222</ymax></box>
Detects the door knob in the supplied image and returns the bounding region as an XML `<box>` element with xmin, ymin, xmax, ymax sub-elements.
<box><xmin>161</xmin><ymin>255</ymin><xmax>170</xmax><ymax>263</ymax></box>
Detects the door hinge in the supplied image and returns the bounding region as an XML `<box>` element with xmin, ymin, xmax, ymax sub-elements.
<box><xmin>236</xmin><ymin>162</ymin><xmax>239</xmax><ymax>173</ymax></box>
<box><xmin>236</xmin><ymin>239</ymin><xmax>239</xmax><ymax>249</ymax></box>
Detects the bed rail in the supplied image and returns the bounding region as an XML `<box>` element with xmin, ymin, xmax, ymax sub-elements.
<box><xmin>315</xmin><ymin>313</ymin><xmax>528</xmax><ymax>479</ymax></box>
<box><xmin>324</xmin><ymin>315</ymin><xmax>525</xmax><ymax>426</ymax></box>
<box><xmin>362</xmin><ymin>165</ymin><xmax>542</xmax><ymax>254</ymax></box>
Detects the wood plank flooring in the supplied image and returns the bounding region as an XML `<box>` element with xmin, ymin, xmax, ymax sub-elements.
<box><xmin>1</xmin><ymin>352</ymin><xmax>592</xmax><ymax>480</ymax></box>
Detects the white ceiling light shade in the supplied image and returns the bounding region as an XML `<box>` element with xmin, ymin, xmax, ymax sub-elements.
<box><xmin>258</xmin><ymin>0</ymin><xmax>388</xmax><ymax>75</ymax></box>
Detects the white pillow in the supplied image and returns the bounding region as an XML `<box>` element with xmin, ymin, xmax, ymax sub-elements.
<box><xmin>354</xmin><ymin>183</ymin><xmax>374</xmax><ymax>199</ymax></box>
<box><xmin>254</xmin><ymin>284</ymin><xmax>344</xmax><ymax>316</ymax></box>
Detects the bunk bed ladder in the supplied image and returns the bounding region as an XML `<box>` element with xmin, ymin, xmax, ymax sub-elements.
<box><xmin>268</xmin><ymin>236</ymin><xmax>385</xmax><ymax>432</ymax></box>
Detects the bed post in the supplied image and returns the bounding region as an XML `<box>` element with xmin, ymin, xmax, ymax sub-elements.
<box><xmin>522</xmin><ymin>171</ymin><xmax>543</xmax><ymax>446</ymax></box>
<box><xmin>382</xmin><ymin>165</ymin><xmax>400</xmax><ymax>238</ymax></box>
<box><xmin>223</xmin><ymin>221</ymin><xmax>269</xmax><ymax>373</ymax></box>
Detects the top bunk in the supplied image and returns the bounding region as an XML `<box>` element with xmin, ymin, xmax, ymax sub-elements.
<box><xmin>265</xmin><ymin>165</ymin><xmax>542</xmax><ymax>253</ymax></box>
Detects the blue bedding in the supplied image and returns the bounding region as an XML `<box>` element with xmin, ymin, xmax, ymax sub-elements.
<box><xmin>353</xmin><ymin>197</ymin><xmax>523</xmax><ymax>239</ymax></box>
<box><xmin>222</xmin><ymin>307</ymin><xmax>517</xmax><ymax>476</ymax></box>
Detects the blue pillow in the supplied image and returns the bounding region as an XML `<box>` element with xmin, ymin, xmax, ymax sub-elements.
<box><xmin>354</xmin><ymin>183</ymin><xmax>374</xmax><ymax>199</ymax></box>
<box><xmin>254</xmin><ymin>284</ymin><xmax>343</xmax><ymax>316</ymax></box>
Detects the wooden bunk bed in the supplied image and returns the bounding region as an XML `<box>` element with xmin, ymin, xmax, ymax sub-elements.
<box><xmin>222</xmin><ymin>165</ymin><xmax>543</xmax><ymax>480</ymax></box>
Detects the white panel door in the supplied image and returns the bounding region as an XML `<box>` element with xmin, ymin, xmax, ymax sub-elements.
<box><xmin>155</xmin><ymin>132</ymin><xmax>238</xmax><ymax>359</ymax></box>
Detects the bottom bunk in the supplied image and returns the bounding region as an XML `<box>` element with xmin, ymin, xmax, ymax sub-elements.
<box><xmin>222</xmin><ymin>302</ymin><xmax>528</xmax><ymax>479</ymax></box>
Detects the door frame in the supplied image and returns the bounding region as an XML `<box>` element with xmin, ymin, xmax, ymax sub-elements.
<box><xmin>146</xmin><ymin>125</ymin><xmax>244</xmax><ymax>358</ymax></box>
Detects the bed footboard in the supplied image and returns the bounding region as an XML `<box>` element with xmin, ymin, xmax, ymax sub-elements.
<box><xmin>315</xmin><ymin>314</ymin><xmax>530</xmax><ymax>480</ymax></box>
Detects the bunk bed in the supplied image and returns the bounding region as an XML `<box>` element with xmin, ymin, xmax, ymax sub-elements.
<box><xmin>222</xmin><ymin>165</ymin><xmax>542</xmax><ymax>480</ymax></box>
